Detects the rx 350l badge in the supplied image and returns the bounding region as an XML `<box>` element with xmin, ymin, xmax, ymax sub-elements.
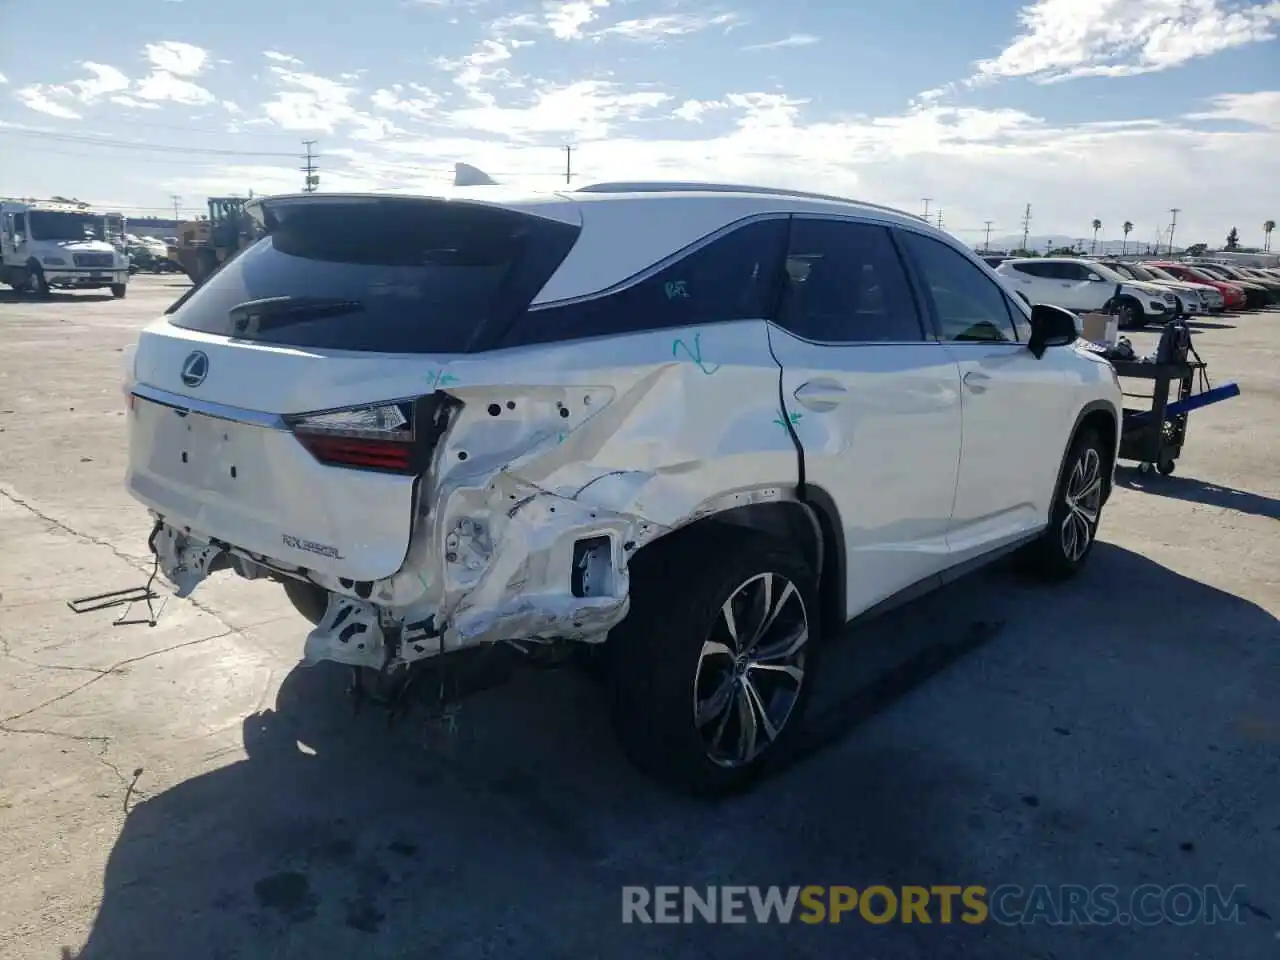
<box><xmin>181</xmin><ymin>350</ymin><xmax>209</xmax><ymax>388</ymax></box>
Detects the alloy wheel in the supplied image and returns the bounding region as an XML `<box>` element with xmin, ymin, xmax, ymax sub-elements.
<box><xmin>692</xmin><ymin>572</ymin><xmax>809</xmax><ymax>768</ymax></box>
<box><xmin>1061</xmin><ymin>447</ymin><xmax>1103</xmax><ymax>562</ymax></box>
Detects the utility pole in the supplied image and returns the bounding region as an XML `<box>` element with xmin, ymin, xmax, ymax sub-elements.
<box><xmin>935</xmin><ymin>209</ymin><xmax>944</xmax><ymax>231</ymax></box>
<box><xmin>983</xmin><ymin>220</ymin><xmax>993</xmax><ymax>252</ymax></box>
<box><xmin>301</xmin><ymin>140</ymin><xmax>319</xmax><ymax>193</ymax></box>
<box><xmin>1167</xmin><ymin>208</ymin><xmax>1180</xmax><ymax>254</ymax></box>
<box><xmin>1020</xmin><ymin>203</ymin><xmax>1032</xmax><ymax>253</ymax></box>
<box><xmin>921</xmin><ymin>197</ymin><xmax>933</xmax><ymax>221</ymax></box>
<box><xmin>171</xmin><ymin>195</ymin><xmax>181</xmax><ymax>220</ymax></box>
<box><xmin>564</xmin><ymin>145</ymin><xmax>574</xmax><ymax>185</ymax></box>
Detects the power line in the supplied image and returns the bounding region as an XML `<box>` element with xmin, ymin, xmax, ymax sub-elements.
<box><xmin>171</xmin><ymin>195</ymin><xmax>182</xmax><ymax>219</ymax></box>
<box><xmin>564</xmin><ymin>145</ymin><xmax>574</xmax><ymax>185</ymax></box>
<box><xmin>0</xmin><ymin>126</ymin><xmax>300</xmax><ymax>158</ymax></box>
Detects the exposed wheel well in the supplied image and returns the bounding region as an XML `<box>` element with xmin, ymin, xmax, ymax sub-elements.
<box><xmin>635</xmin><ymin>495</ymin><xmax>846</xmax><ymax>636</ymax></box>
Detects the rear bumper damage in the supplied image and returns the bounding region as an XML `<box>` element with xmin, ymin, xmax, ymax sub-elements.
<box><xmin>147</xmin><ymin>471</ymin><xmax>666</xmax><ymax>671</ymax></box>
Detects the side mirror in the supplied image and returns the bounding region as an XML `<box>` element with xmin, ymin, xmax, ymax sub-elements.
<box><xmin>1028</xmin><ymin>303</ymin><xmax>1079</xmax><ymax>358</ymax></box>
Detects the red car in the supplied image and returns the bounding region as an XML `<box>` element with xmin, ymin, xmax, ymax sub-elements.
<box><xmin>1150</xmin><ymin>262</ymin><xmax>1247</xmax><ymax>310</ymax></box>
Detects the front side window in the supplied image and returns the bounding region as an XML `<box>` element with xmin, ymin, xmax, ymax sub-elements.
<box><xmin>502</xmin><ymin>218</ymin><xmax>789</xmax><ymax>347</ymax></box>
<box><xmin>898</xmin><ymin>231</ymin><xmax>1018</xmax><ymax>343</ymax></box>
<box><xmin>775</xmin><ymin>219</ymin><xmax>923</xmax><ymax>343</ymax></box>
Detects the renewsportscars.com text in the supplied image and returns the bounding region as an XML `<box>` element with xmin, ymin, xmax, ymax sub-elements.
<box><xmin>622</xmin><ymin>884</ymin><xmax>1248</xmax><ymax>926</ymax></box>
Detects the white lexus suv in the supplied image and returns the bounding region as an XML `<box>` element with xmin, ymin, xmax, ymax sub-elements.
<box><xmin>123</xmin><ymin>183</ymin><xmax>1122</xmax><ymax>795</ymax></box>
<box><xmin>995</xmin><ymin>256</ymin><xmax>1178</xmax><ymax>328</ymax></box>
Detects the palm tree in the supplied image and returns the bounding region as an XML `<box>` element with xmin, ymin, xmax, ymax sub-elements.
<box><xmin>1091</xmin><ymin>219</ymin><xmax>1102</xmax><ymax>254</ymax></box>
<box><xmin>1121</xmin><ymin>221</ymin><xmax>1133</xmax><ymax>255</ymax></box>
<box><xmin>1265</xmin><ymin>219</ymin><xmax>1276</xmax><ymax>253</ymax></box>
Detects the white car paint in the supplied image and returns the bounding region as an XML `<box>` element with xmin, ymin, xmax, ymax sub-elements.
<box><xmin>995</xmin><ymin>257</ymin><xmax>1176</xmax><ymax>318</ymax></box>
<box><xmin>124</xmin><ymin>184</ymin><xmax>1121</xmax><ymax>677</ymax></box>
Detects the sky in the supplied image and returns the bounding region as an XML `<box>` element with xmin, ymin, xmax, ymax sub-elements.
<box><xmin>0</xmin><ymin>0</ymin><xmax>1278</xmax><ymax>248</ymax></box>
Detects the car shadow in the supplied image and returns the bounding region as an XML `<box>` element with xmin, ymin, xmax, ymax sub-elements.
<box><xmin>1118</xmin><ymin>469</ymin><xmax>1279</xmax><ymax>520</ymax></box>
<box><xmin>1186</xmin><ymin>318</ymin><xmax>1236</xmax><ymax>330</ymax></box>
<box><xmin>63</xmin><ymin>544</ymin><xmax>1280</xmax><ymax>960</ymax></box>
<box><xmin>0</xmin><ymin>291</ymin><xmax>116</xmax><ymax>304</ymax></box>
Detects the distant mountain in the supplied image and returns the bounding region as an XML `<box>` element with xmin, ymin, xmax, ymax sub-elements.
<box><xmin>980</xmin><ymin>234</ymin><xmax>1175</xmax><ymax>256</ymax></box>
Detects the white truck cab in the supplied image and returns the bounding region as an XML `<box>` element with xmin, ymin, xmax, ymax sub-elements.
<box><xmin>0</xmin><ymin>198</ymin><xmax>131</xmax><ymax>298</ymax></box>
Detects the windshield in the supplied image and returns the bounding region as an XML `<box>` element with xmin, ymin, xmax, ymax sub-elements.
<box><xmin>1090</xmin><ymin>262</ymin><xmax>1125</xmax><ymax>282</ymax></box>
<box><xmin>1144</xmin><ymin>265</ymin><xmax>1178</xmax><ymax>281</ymax></box>
<box><xmin>167</xmin><ymin>197</ymin><xmax>580</xmax><ymax>353</ymax></box>
<box><xmin>1103</xmin><ymin>262</ymin><xmax>1138</xmax><ymax>280</ymax></box>
<box><xmin>1120</xmin><ymin>263</ymin><xmax>1156</xmax><ymax>281</ymax></box>
<box><xmin>27</xmin><ymin>211</ymin><xmax>106</xmax><ymax>242</ymax></box>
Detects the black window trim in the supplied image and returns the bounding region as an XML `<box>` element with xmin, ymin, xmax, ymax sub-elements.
<box><xmin>892</xmin><ymin>224</ymin><xmax>1022</xmax><ymax>347</ymax></box>
<box><xmin>770</xmin><ymin>213</ymin><xmax>932</xmax><ymax>347</ymax></box>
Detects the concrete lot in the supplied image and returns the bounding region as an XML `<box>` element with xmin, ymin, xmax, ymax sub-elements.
<box><xmin>1</xmin><ymin>276</ymin><xmax>1277</xmax><ymax>959</ymax></box>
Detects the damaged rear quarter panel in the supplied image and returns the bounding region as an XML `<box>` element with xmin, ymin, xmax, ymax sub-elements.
<box><xmin>395</xmin><ymin>319</ymin><xmax>800</xmax><ymax>649</ymax></box>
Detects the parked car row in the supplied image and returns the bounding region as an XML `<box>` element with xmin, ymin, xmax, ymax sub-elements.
<box><xmin>981</xmin><ymin>254</ymin><xmax>1280</xmax><ymax>328</ymax></box>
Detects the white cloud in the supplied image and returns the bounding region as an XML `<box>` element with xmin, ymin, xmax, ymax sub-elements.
<box><xmin>597</xmin><ymin>12</ymin><xmax>743</xmax><ymax>41</ymax></box>
<box><xmin>436</xmin><ymin>40</ymin><xmax>516</xmax><ymax>103</ymax></box>
<box><xmin>264</xmin><ymin>50</ymin><xmax>303</xmax><ymax>65</ymax></box>
<box><xmin>544</xmin><ymin>0</ymin><xmax>610</xmax><ymax>40</ymax></box>
<box><xmin>0</xmin><ymin>72</ymin><xmax>8</xmax><ymax>85</ymax></box>
<box><xmin>672</xmin><ymin>98</ymin><xmax>729</xmax><ymax>122</ymax></box>
<box><xmin>371</xmin><ymin>83</ymin><xmax>442</xmax><ymax>119</ymax></box>
<box><xmin>444</xmin><ymin>79</ymin><xmax>669</xmax><ymax>139</ymax></box>
<box><xmin>135</xmin><ymin>71</ymin><xmax>216</xmax><ymax>105</ymax></box>
<box><xmin>259</xmin><ymin>67</ymin><xmax>399</xmax><ymax>140</ymax></box>
<box><xmin>222</xmin><ymin>100</ymin><xmax>243</xmax><ymax>114</ymax></box>
<box><xmin>15</xmin><ymin>86</ymin><xmax>82</xmax><ymax>119</ymax></box>
<box><xmin>144</xmin><ymin>40</ymin><xmax>209</xmax><ymax>77</ymax></box>
<box><xmin>974</xmin><ymin>0</ymin><xmax>1280</xmax><ymax>84</ymax></box>
<box><xmin>741</xmin><ymin>33</ymin><xmax>819</xmax><ymax>51</ymax></box>
<box><xmin>110</xmin><ymin>94</ymin><xmax>162</xmax><ymax>110</ymax></box>
<box><xmin>1186</xmin><ymin>90</ymin><xmax>1280</xmax><ymax>128</ymax></box>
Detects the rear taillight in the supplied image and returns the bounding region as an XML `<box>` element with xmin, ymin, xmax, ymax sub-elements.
<box><xmin>289</xmin><ymin>401</ymin><xmax>417</xmax><ymax>473</ymax></box>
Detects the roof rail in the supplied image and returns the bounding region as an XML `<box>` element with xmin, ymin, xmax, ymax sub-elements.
<box><xmin>574</xmin><ymin>180</ymin><xmax>914</xmax><ymax>219</ymax></box>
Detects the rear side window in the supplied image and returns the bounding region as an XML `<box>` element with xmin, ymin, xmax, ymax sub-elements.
<box><xmin>500</xmin><ymin>218</ymin><xmax>789</xmax><ymax>348</ymax></box>
<box><xmin>1012</xmin><ymin>261</ymin><xmax>1051</xmax><ymax>277</ymax></box>
<box><xmin>775</xmin><ymin>219</ymin><xmax>923</xmax><ymax>342</ymax></box>
<box><xmin>166</xmin><ymin>198</ymin><xmax>580</xmax><ymax>354</ymax></box>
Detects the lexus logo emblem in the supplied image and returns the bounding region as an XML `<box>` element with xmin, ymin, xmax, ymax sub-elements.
<box><xmin>180</xmin><ymin>350</ymin><xmax>209</xmax><ymax>388</ymax></box>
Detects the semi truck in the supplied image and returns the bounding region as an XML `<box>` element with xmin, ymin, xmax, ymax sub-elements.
<box><xmin>0</xmin><ymin>198</ymin><xmax>131</xmax><ymax>297</ymax></box>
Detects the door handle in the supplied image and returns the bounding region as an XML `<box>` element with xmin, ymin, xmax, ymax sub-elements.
<box><xmin>963</xmin><ymin>371</ymin><xmax>991</xmax><ymax>393</ymax></box>
<box><xmin>793</xmin><ymin>379</ymin><xmax>848</xmax><ymax>412</ymax></box>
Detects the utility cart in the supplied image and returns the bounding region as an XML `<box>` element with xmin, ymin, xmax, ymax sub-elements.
<box><xmin>1111</xmin><ymin>351</ymin><xmax>1240</xmax><ymax>476</ymax></box>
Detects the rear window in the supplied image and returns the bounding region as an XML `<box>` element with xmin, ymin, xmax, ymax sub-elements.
<box><xmin>166</xmin><ymin>198</ymin><xmax>580</xmax><ymax>353</ymax></box>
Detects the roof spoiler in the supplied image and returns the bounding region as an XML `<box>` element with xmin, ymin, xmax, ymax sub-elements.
<box><xmin>454</xmin><ymin>163</ymin><xmax>500</xmax><ymax>186</ymax></box>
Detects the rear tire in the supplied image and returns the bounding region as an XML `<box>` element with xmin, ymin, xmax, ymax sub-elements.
<box><xmin>282</xmin><ymin>578</ymin><xmax>328</xmax><ymax>625</ymax></box>
<box><xmin>110</xmin><ymin>284</ymin><xmax>127</xmax><ymax>299</ymax></box>
<box><xmin>1023</xmin><ymin>429</ymin><xmax>1107</xmax><ymax>581</ymax></box>
<box><xmin>608</xmin><ymin>527</ymin><xmax>820</xmax><ymax>797</ymax></box>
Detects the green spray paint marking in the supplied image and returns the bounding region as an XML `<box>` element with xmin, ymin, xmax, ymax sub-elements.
<box><xmin>426</xmin><ymin>370</ymin><xmax>460</xmax><ymax>389</ymax></box>
<box><xmin>773</xmin><ymin>410</ymin><xmax>802</xmax><ymax>429</ymax></box>
<box><xmin>671</xmin><ymin>332</ymin><xmax>721</xmax><ymax>375</ymax></box>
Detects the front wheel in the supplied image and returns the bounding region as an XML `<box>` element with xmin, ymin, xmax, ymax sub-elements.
<box><xmin>1023</xmin><ymin>429</ymin><xmax>1107</xmax><ymax>581</ymax></box>
<box><xmin>1117</xmin><ymin>299</ymin><xmax>1144</xmax><ymax>329</ymax></box>
<box><xmin>609</xmin><ymin>529</ymin><xmax>819</xmax><ymax>797</ymax></box>
<box><xmin>110</xmin><ymin>284</ymin><xmax>127</xmax><ymax>299</ymax></box>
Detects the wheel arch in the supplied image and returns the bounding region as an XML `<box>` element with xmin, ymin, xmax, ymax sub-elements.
<box><xmin>632</xmin><ymin>493</ymin><xmax>846</xmax><ymax>633</ymax></box>
<box><xmin>1062</xmin><ymin>399</ymin><xmax>1120</xmax><ymax>506</ymax></box>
